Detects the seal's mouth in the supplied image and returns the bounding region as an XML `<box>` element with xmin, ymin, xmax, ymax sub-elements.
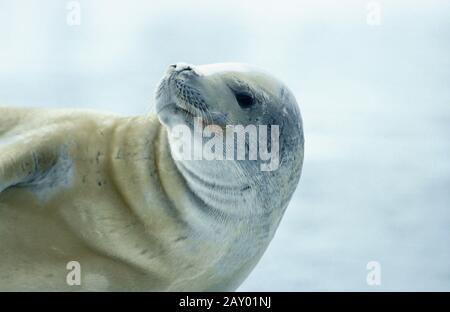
<box><xmin>174</xmin><ymin>105</ymin><xmax>194</xmax><ymax>117</ymax></box>
<box><xmin>156</xmin><ymin>89</ymin><xmax>203</xmax><ymax>117</ymax></box>
<box><xmin>159</xmin><ymin>102</ymin><xmax>196</xmax><ymax>118</ymax></box>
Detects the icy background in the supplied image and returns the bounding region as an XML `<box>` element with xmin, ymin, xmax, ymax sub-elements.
<box><xmin>0</xmin><ymin>0</ymin><xmax>449</xmax><ymax>291</ymax></box>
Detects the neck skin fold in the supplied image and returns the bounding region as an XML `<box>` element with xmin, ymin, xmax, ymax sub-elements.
<box><xmin>159</xmin><ymin>128</ymin><xmax>259</xmax><ymax>223</ymax></box>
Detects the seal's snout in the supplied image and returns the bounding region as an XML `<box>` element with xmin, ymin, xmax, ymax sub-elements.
<box><xmin>166</xmin><ymin>63</ymin><xmax>200</xmax><ymax>79</ymax></box>
<box><xmin>156</xmin><ymin>62</ymin><xmax>207</xmax><ymax>127</ymax></box>
<box><xmin>169</xmin><ymin>63</ymin><xmax>192</xmax><ymax>71</ymax></box>
<box><xmin>168</xmin><ymin>62</ymin><xmax>194</xmax><ymax>73</ymax></box>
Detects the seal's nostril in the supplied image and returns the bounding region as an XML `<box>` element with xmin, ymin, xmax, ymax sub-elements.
<box><xmin>179</xmin><ymin>66</ymin><xmax>192</xmax><ymax>73</ymax></box>
<box><xmin>171</xmin><ymin>63</ymin><xmax>193</xmax><ymax>72</ymax></box>
<box><xmin>167</xmin><ymin>63</ymin><xmax>198</xmax><ymax>76</ymax></box>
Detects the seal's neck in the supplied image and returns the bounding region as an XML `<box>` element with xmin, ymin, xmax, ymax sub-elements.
<box><xmin>159</xmin><ymin>128</ymin><xmax>260</xmax><ymax>221</ymax></box>
<box><xmin>178</xmin><ymin>159</ymin><xmax>253</xmax><ymax>214</ymax></box>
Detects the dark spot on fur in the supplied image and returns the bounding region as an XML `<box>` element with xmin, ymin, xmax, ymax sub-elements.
<box><xmin>174</xmin><ymin>236</ymin><xmax>188</xmax><ymax>242</ymax></box>
<box><xmin>96</xmin><ymin>151</ymin><xmax>103</xmax><ymax>164</ymax></box>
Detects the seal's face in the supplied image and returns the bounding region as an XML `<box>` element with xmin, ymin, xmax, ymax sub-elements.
<box><xmin>156</xmin><ymin>61</ymin><xmax>303</xmax><ymax>176</ymax></box>
<box><xmin>155</xmin><ymin>63</ymin><xmax>300</xmax><ymax>132</ymax></box>
<box><xmin>155</xmin><ymin>62</ymin><xmax>304</xmax><ymax>219</ymax></box>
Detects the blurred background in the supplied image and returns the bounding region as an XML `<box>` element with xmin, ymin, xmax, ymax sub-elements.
<box><xmin>0</xmin><ymin>0</ymin><xmax>449</xmax><ymax>291</ymax></box>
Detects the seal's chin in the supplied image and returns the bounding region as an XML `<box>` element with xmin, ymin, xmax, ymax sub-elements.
<box><xmin>156</xmin><ymin>89</ymin><xmax>205</xmax><ymax>128</ymax></box>
<box><xmin>156</xmin><ymin>97</ymin><xmax>203</xmax><ymax>129</ymax></box>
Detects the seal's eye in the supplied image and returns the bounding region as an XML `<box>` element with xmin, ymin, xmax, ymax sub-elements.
<box><xmin>235</xmin><ymin>92</ymin><xmax>254</xmax><ymax>108</ymax></box>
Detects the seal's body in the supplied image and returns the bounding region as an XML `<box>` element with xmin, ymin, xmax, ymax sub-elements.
<box><xmin>0</xmin><ymin>63</ymin><xmax>304</xmax><ymax>291</ymax></box>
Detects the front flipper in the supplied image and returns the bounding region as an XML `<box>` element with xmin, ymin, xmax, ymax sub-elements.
<box><xmin>0</xmin><ymin>139</ymin><xmax>60</xmax><ymax>194</ymax></box>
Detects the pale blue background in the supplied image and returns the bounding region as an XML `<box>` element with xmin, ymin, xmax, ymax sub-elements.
<box><xmin>0</xmin><ymin>0</ymin><xmax>449</xmax><ymax>291</ymax></box>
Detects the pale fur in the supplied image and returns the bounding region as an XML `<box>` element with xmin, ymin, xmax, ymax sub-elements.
<box><xmin>0</xmin><ymin>63</ymin><xmax>304</xmax><ymax>291</ymax></box>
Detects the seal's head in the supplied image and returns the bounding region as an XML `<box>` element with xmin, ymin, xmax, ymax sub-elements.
<box><xmin>155</xmin><ymin>62</ymin><xmax>304</xmax><ymax>221</ymax></box>
<box><xmin>156</xmin><ymin>63</ymin><xmax>300</xmax><ymax>130</ymax></box>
